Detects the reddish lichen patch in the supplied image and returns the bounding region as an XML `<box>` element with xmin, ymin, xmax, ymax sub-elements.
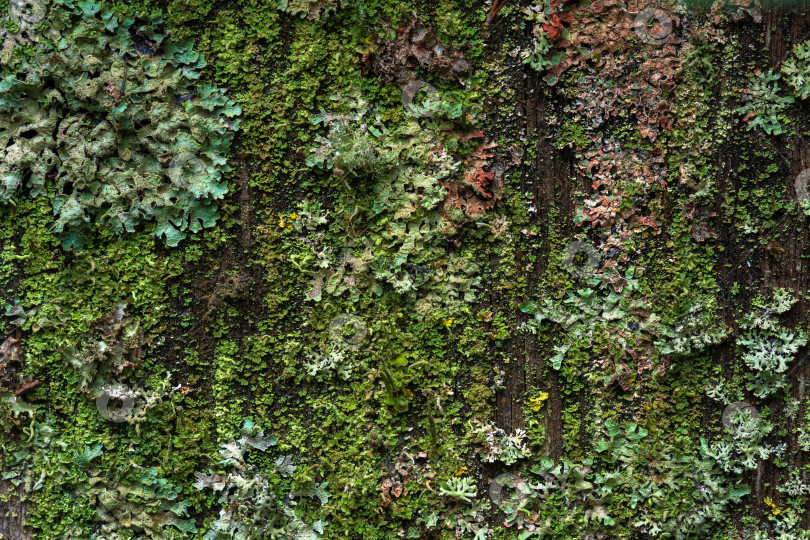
<box><xmin>438</xmin><ymin>131</ymin><xmax>519</xmax><ymax>229</ymax></box>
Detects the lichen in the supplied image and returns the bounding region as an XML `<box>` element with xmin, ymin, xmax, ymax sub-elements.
<box><xmin>0</xmin><ymin>0</ymin><xmax>240</xmax><ymax>249</ymax></box>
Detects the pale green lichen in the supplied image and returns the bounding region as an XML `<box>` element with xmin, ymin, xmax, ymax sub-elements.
<box><xmin>739</xmin><ymin>289</ymin><xmax>807</xmax><ymax>398</ymax></box>
<box><xmin>782</xmin><ymin>40</ymin><xmax>810</xmax><ymax>100</ymax></box>
<box><xmin>737</xmin><ymin>69</ymin><xmax>794</xmax><ymax>135</ymax></box>
<box><xmin>303</xmin><ymin>343</ymin><xmax>352</xmax><ymax>380</ymax></box>
<box><xmin>438</xmin><ymin>476</ymin><xmax>477</xmax><ymax>503</ymax></box>
<box><xmin>303</xmin><ymin>85</ymin><xmax>483</xmax><ymax>312</ymax></box>
<box><xmin>277</xmin><ymin>0</ymin><xmax>341</xmax><ymax>21</ymax></box>
<box><xmin>0</xmin><ymin>0</ymin><xmax>240</xmax><ymax>249</ymax></box>
<box><xmin>470</xmin><ymin>420</ymin><xmax>531</xmax><ymax>465</ymax></box>
<box><xmin>193</xmin><ymin>419</ymin><xmax>327</xmax><ymax>540</ymax></box>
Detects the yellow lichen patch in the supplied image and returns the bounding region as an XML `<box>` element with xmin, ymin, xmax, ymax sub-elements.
<box><xmin>278</xmin><ymin>213</ymin><xmax>295</xmax><ymax>229</ymax></box>
<box><xmin>764</xmin><ymin>497</ymin><xmax>781</xmax><ymax>516</ymax></box>
<box><xmin>529</xmin><ymin>391</ymin><xmax>549</xmax><ymax>412</ymax></box>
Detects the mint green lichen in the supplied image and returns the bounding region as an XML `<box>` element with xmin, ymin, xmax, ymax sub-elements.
<box><xmin>782</xmin><ymin>40</ymin><xmax>810</xmax><ymax>100</ymax></box>
<box><xmin>0</xmin><ymin>0</ymin><xmax>240</xmax><ymax>249</ymax></box>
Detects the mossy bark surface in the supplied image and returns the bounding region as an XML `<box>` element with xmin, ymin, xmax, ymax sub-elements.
<box><xmin>2</xmin><ymin>0</ymin><xmax>810</xmax><ymax>538</ymax></box>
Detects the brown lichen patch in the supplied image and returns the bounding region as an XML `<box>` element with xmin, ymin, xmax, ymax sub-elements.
<box><xmin>379</xmin><ymin>451</ymin><xmax>433</xmax><ymax>508</ymax></box>
<box><xmin>104</xmin><ymin>82</ymin><xmax>122</xmax><ymax>105</ymax></box>
<box><xmin>544</xmin><ymin>0</ymin><xmax>682</xmax><ymax>81</ymax></box>
<box><xmin>0</xmin><ymin>336</ymin><xmax>24</xmax><ymax>389</ymax></box>
<box><xmin>531</xmin><ymin>0</ymin><xmax>683</xmax><ymax>141</ymax></box>
<box><xmin>363</xmin><ymin>18</ymin><xmax>470</xmax><ymax>84</ymax></box>
<box><xmin>1</xmin><ymin>336</ymin><xmax>39</xmax><ymax>398</ymax></box>
<box><xmin>575</xmin><ymin>138</ymin><xmax>665</xmax><ymax>247</ymax></box>
<box><xmin>684</xmin><ymin>202</ymin><xmax>718</xmax><ymax>242</ymax></box>
<box><xmin>441</xmin><ymin>139</ymin><xmax>500</xmax><ymax>220</ymax></box>
<box><xmin>574</xmin><ymin>50</ymin><xmax>680</xmax><ymax>142</ymax></box>
<box><xmin>0</xmin><ymin>336</ymin><xmax>22</xmax><ymax>367</ymax></box>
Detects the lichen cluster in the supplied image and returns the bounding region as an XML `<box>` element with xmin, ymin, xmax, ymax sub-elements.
<box><xmin>0</xmin><ymin>0</ymin><xmax>240</xmax><ymax>249</ymax></box>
